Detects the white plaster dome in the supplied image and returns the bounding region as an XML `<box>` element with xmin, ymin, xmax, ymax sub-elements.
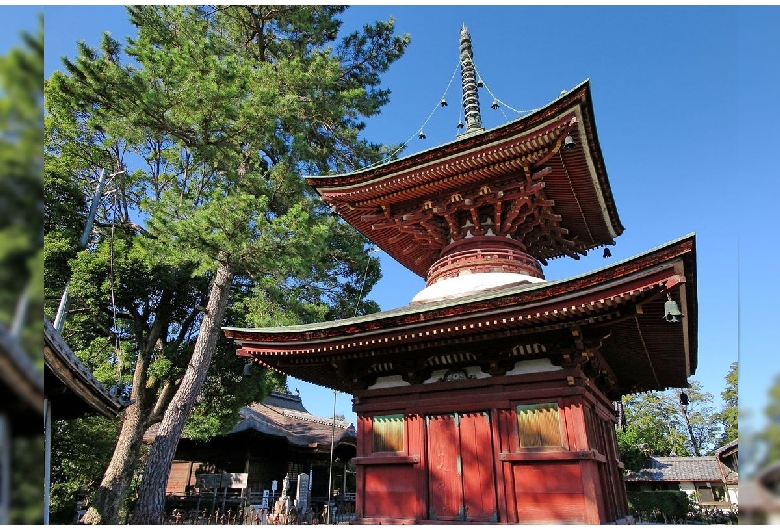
<box><xmin>411</xmin><ymin>271</ymin><xmax>545</xmax><ymax>304</ymax></box>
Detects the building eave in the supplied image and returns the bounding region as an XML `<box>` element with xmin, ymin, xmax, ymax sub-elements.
<box><xmin>304</xmin><ymin>80</ymin><xmax>624</xmax><ymax>278</ymax></box>
<box><xmin>225</xmin><ymin>234</ymin><xmax>697</xmax><ymax>396</ymax></box>
<box><xmin>43</xmin><ymin>317</ymin><xmax>127</xmax><ymax>420</ymax></box>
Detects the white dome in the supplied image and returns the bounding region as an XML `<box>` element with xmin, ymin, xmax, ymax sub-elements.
<box><xmin>411</xmin><ymin>272</ymin><xmax>545</xmax><ymax>304</ymax></box>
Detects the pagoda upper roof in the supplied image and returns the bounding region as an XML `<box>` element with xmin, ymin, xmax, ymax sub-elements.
<box><xmin>225</xmin><ymin>233</ymin><xmax>697</xmax><ymax>398</ymax></box>
<box><xmin>306</xmin><ymin>79</ymin><xmax>624</xmax><ymax>278</ymax></box>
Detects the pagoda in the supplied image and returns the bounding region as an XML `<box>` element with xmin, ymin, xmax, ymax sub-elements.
<box><xmin>224</xmin><ymin>25</ymin><xmax>697</xmax><ymax>525</ymax></box>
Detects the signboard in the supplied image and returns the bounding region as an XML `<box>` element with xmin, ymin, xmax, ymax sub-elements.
<box><xmin>195</xmin><ymin>472</ymin><xmax>248</xmax><ymax>489</ymax></box>
<box><xmin>223</xmin><ymin>472</ymin><xmax>248</xmax><ymax>489</ymax></box>
<box><xmin>196</xmin><ymin>473</ymin><xmax>222</xmax><ymax>489</ymax></box>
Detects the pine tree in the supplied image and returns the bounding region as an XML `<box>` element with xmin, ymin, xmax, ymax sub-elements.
<box><xmin>45</xmin><ymin>5</ymin><xmax>408</xmax><ymax>524</ymax></box>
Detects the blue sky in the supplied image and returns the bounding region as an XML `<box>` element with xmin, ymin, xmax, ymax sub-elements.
<box><xmin>27</xmin><ymin>5</ymin><xmax>778</xmax><ymax>439</ymax></box>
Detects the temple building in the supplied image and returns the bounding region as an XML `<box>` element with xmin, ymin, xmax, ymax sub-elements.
<box><xmin>224</xmin><ymin>26</ymin><xmax>697</xmax><ymax>525</ymax></box>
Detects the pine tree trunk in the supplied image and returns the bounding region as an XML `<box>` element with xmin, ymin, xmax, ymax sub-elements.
<box><xmin>80</xmin><ymin>402</ymin><xmax>146</xmax><ymax>524</ymax></box>
<box><xmin>81</xmin><ymin>317</ymin><xmax>161</xmax><ymax>525</ymax></box>
<box><xmin>130</xmin><ymin>262</ymin><xmax>234</xmax><ymax>524</ymax></box>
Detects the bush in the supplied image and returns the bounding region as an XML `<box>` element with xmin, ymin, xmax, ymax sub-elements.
<box><xmin>627</xmin><ymin>490</ymin><xmax>691</xmax><ymax>523</ymax></box>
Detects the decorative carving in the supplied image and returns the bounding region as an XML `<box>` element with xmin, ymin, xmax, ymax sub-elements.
<box><xmin>441</xmin><ymin>369</ymin><xmax>472</xmax><ymax>382</ymax></box>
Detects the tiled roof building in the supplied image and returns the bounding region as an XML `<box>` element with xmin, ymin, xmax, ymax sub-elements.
<box><xmin>147</xmin><ymin>391</ymin><xmax>356</xmax><ymax>513</ymax></box>
<box><xmin>624</xmin><ymin>453</ymin><xmax>735</xmax><ymax>512</ymax></box>
<box><xmin>624</xmin><ymin>456</ymin><xmax>723</xmax><ymax>483</ymax></box>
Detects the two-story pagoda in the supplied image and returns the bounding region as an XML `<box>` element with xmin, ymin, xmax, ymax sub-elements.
<box><xmin>224</xmin><ymin>26</ymin><xmax>697</xmax><ymax>525</ymax></box>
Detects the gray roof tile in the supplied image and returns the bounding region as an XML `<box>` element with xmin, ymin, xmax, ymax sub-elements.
<box><xmin>623</xmin><ymin>456</ymin><xmax>723</xmax><ymax>482</ymax></box>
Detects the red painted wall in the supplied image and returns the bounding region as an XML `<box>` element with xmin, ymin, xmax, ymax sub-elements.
<box><xmin>352</xmin><ymin>368</ymin><xmax>629</xmax><ymax>524</ymax></box>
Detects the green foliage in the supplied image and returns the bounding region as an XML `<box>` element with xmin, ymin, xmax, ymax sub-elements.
<box><xmin>757</xmin><ymin>373</ymin><xmax>780</xmax><ymax>468</ymax></box>
<box><xmin>44</xmin><ymin>5</ymin><xmax>408</xmax><ymax>522</ymax></box>
<box><xmin>48</xmin><ymin>416</ymin><xmax>122</xmax><ymax>524</ymax></box>
<box><xmin>618</xmin><ymin>390</ymin><xmax>694</xmax><ymax>458</ymax></box>
<box><xmin>626</xmin><ymin>490</ymin><xmax>692</xmax><ymax>522</ymax></box>
<box><xmin>616</xmin><ymin>380</ymin><xmax>720</xmax><ymax>464</ymax></box>
<box><xmin>713</xmin><ymin>361</ymin><xmax>738</xmax><ymax>449</ymax></box>
<box><xmin>0</xmin><ymin>16</ymin><xmax>43</xmax><ymax>365</ymax></box>
<box><xmin>1</xmin><ymin>16</ymin><xmax>44</xmax><ymax>525</ymax></box>
<box><xmin>10</xmin><ymin>435</ymin><xmax>44</xmax><ymax>524</ymax></box>
<box><xmin>616</xmin><ymin>427</ymin><xmax>650</xmax><ymax>472</ymax></box>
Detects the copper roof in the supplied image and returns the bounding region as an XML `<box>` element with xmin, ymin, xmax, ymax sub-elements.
<box><xmin>307</xmin><ymin>80</ymin><xmax>623</xmax><ymax>278</ymax></box>
<box><xmin>43</xmin><ymin>316</ymin><xmax>127</xmax><ymax>420</ymax></box>
<box><xmin>226</xmin><ymin>234</ymin><xmax>697</xmax><ymax>397</ymax></box>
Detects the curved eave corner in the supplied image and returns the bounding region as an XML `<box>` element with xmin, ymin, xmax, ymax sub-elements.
<box><xmin>578</xmin><ymin>78</ymin><xmax>624</xmax><ymax>240</ymax></box>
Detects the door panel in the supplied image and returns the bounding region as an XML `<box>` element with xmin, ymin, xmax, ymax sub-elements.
<box><xmin>426</xmin><ymin>414</ymin><xmax>461</xmax><ymax>520</ymax></box>
<box><xmin>460</xmin><ymin>412</ymin><xmax>497</xmax><ymax>521</ymax></box>
<box><xmin>426</xmin><ymin>412</ymin><xmax>497</xmax><ymax>522</ymax></box>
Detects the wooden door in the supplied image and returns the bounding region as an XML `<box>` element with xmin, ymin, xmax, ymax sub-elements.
<box><xmin>427</xmin><ymin>414</ymin><xmax>461</xmax><ymax>520</ymax></box>
<box><xmin>426</xmin><ymin>412</ymin><xmax>497</xmax><ymax>522</ymax></box>
<box><xmin>460</xmin><ymin>412</ymin><xmax>497</xmax><ymax>521</ymax></box>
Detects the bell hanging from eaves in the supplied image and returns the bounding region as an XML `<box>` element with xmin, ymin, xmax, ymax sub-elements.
<box><xmin>663</xmin><ymin>293</ymin><xmax>684</xmax><ymax>323</ymax></box>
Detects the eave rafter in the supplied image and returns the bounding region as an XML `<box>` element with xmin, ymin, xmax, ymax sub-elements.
<box><xmin>566</xmin><ymin>325</ymin><xmax>620</xmax><ymax>399</ymax></box>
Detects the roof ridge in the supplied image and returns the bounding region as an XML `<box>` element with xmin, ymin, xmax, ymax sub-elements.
<box><xmin>277</xmin><ymin>408</ymin><xmax>352</xmax><ymax>429</ymax></box>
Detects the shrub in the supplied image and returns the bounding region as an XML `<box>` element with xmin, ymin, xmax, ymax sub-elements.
<box><xmin>627</xmin><ymin>490</ymin><xmax>691</xmax><ymax>523</ymax></box>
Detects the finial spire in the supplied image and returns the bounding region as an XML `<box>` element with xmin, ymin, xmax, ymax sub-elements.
<box><xmin>459</xmin><ymin>24</ymin><xmax>484</xmax><ymax>136</ymax></box>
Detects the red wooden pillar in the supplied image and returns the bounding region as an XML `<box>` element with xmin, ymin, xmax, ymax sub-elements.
<box><xmin>407</xmin><ymin>413</ymin><xmax>427</xmax><ymax>520</ymax></box>
<box><xmin>354</xmin><ymin>414</ymin><xmax>372</xmax><ymax>519</ymax></box>
<box><xmin>565</xmin><ymin>397</ymin><xmax>602</xmax><ymax>524</ymax></box>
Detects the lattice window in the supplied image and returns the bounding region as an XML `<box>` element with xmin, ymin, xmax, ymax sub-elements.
<box><xmin>516</xmin><ymin>402</ymin><xmax>565</xmax><ymax>448</ymax></box>
<box><xmin>372</xmin><ymin>414</ymin><xmax>404</xmax><ymax>453</ymax></box>
<box><xmin>287</xmin><ymin>462</ymin><xmax>304</xmax><ymax>477</ymax></box>
<box><xmin>584</xmin><ymin>407</ymin><xmax>606</xmax><ymax>453</ymax></box>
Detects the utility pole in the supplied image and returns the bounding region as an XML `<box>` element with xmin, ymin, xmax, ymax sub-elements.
<box><xmin>53</xmin><ymin>169</ymin><xmax>124</xmax><ymax>331</ymax></box>
<box><xmin>327</xmin><ymin>390</ymin><xmax>337</xmax><ymax>524</ymax></box>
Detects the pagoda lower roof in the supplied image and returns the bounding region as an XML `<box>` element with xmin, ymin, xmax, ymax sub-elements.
<box><xmin>306</xmin><ymin>80</ymin><xmax>624</xmax><ymax>278</ymax></box>
<box><xmin>225</xmin><ymin>234</ymin><xmax>697</xmax><ymax>398</ymax></box>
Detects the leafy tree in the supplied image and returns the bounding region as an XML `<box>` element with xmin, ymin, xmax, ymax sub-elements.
<box><xmin>0</xmin><ymin>17</ymin><xmax>44</xmax><ymax>525</ymax></box>
<box><xmin>616</xmin><ymin>380</ymin><xmax>719</xmax><ymax>469</ymax></box>
<box><xmin>756</xmin><ymin>373</ymin><xmax>780</xmax><ymax>469</ymax></box>
<box><xmin>0</xmin><ymin>17</ymin><xmax>43</xmax><ymax>364</ymax></box>
<box><xmin>713</xmin><ymin>361</ymin><xmax>738</xmax><ymax>448</ymax></box>
<box><xmin>48</xmin><ymin>416</ymin><xmax>121</xmax><ymax>524</ymax></box>
<box><xmin>45</xmin><ymin>5</ymin><xmax>408</xmax><ymax>524</ymax></box>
